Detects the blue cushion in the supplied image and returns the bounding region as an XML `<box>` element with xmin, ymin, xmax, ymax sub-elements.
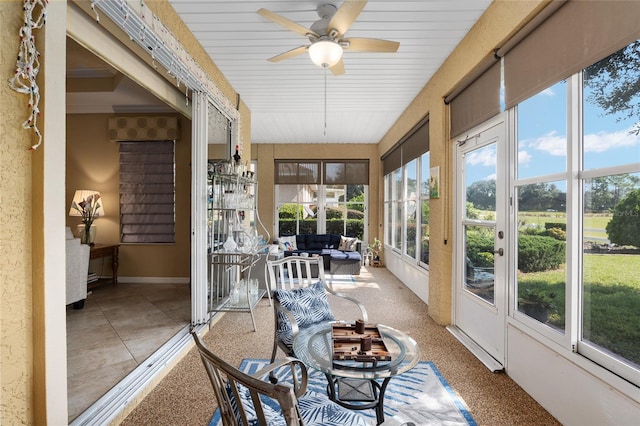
<box><xmin>227</xmin><ymin>383</ymin><xmax>286</xmax><ymax>426</ymax></box>
<box><xmin>329</xmin><ymin>250</ymin><xmax>362</xmax><ymax>261</ymax></box>
<box><xmin>274</xmin><ymin>282</ymin><xmax>335</xmax><ymax>350</ymax></box>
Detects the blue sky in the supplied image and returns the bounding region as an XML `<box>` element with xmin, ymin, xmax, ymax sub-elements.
<box><xmin>465</xmin><ymin>78</ymin><xmax>640</xmax><ymax>188</ymax></box>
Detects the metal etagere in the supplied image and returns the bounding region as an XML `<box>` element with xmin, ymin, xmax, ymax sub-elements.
<box><xmin>207</xmin><ymin>162</ymin><xmax>271</xmax><ymax>331</ymax></box>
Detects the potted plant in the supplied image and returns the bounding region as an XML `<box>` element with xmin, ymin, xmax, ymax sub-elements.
<box><xmin>368</xmin><ymin>237</ymin><xmax>382</xmax><ymax>262</ymax></box>
<box><xmin>518</xmin><ymin>288</ymin><xmax>557</xmax><ymax>323</ymax></box>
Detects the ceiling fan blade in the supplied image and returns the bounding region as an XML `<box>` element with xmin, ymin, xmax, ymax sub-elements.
<box><xmin>267</xmin><ymin>46</ymin><xmax>308</xmax><ymax>63</ymax></box>
<box><xmin>258</xmin><ymin>8</ymin><xmax>318</xmax><ymax>38</ymax></box>
<box><xmin>330</xmin><ymin>59</ymin><xmax>345</xmax><ymax>76</ymax></box>
<box><xmin>328</xmin><ymin>0</ymin><xmax>367</xmax><ymax>37</ymax></box>
<box><xmin>343</xmin><ymin>37</ymin><xmax>400</xmax><ymax>53</ymax></box>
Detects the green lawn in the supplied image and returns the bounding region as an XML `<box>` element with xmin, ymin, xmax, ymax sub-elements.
<box><xmin>518</xmin><ymin>253</ymin><xmax>640</xmax><ymax>366</ymax></box>
<box><xmin>517</xmin><ymin>212</ymin><xmax>612</xmax><ymax>241</ymax></box>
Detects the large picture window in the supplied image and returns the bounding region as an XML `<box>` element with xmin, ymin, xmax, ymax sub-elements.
<box><xmin>275</xmin><ymin>160</ymin><xmax>368</xmax><ymax>241</ymax></box>
<box><xmin>514</xmin><ymin>38</ymin><xmax>640</xmax><ymax>385</ymax></box>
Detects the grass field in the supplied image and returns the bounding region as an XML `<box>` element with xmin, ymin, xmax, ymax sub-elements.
<box><xmin>517</xmin><ymin>212</ymin><xmax>612</xmax><ymax>240</ymax></box>
<box><xmin>518</xmin><ymin>253</ymin><xmax>640</xmax><ymax>366</ymax></box>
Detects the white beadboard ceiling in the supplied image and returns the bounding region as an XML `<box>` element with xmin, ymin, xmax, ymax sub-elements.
<box><xmin>168</xmin><ymin>0</ymin><xmax>492</xmax><ymax>144</ymax></box>
<box><xmin>67</xmin><ymin>1</ymin><xmax>492</xmax><ymax>144</ymax></box>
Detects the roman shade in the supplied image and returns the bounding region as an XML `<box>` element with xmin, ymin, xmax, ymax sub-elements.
<box><xmin>274</xmin><ymin>161</ymin><xmax>320</xmax><ymax>185</ymax></box>
<box><xmin>448</xmin><ymin>60</ymin><xmax>501</xmax><ymax>137</ymax></box>
<box><xmin>504</xmin><ymin>0</ymin><xmax>640</xmax><ymax>108</ymax></box>
<box><xmin>324</xmin><ymin>160</ymin><xmax>369</xmax><ymax>185</ymax></box>
<box><xmin>382</xmin><ymin>117</ymin><xmax>429</xmax><ymax>175</ymax></box>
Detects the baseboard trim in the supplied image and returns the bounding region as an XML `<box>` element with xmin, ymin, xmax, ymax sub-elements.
<box><xmin>446</xmin><ymin>325</ymin><xmax>504</xmax><ymax>372</ymax></box>
<box><xmin>115</xmin><ymin>276</ymin><xmax>190</xmax><ymax>284</ymax></box>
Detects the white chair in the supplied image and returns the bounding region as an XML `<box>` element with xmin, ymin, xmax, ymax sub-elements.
<box><xmin>266</xmin><ymin>256</ymin><xmax>368</xmax><ymax>371</ymax></box>
<box><xmin>66</xmin><ymin>227</ymin><xmax>90</xmax><ymax>309</ymax></box>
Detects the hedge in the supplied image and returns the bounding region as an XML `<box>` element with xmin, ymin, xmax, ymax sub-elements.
<box><xmin>518</xmin><ymin>235</ymin><xmax>565</xmax><ymax>272</ymax></box>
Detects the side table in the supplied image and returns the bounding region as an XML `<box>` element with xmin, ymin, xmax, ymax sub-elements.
<box><xmin>89</xmin><ymin>243</ymin><xmax>120</xmax><ymax>289</ymax></box>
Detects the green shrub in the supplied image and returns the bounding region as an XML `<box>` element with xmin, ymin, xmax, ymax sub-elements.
<box><xmin>545</xmin><ymin>222</ymin><xmax>566</xmax><ymax>231</ymax></box>
<box><xmin>466</xmin><ymin>232</ymin><xmax>495</xmax><ymax>267</ymax></box>
<box><xmin>606</xmin><ymin>189</ymin><xmax>640</xmax><ymax>247</ymax></box>
<box><xmin>518</xmin><ymin>235</ymin><xmax>565</xmax><ymax>272</ymax></box>
<box><xmin>278</xmin><ymin>204</ymin><xmax>301</xmax><ymax>219</ymax></box>
<box><xmin>547</xmin><ymin>227</ymin><xmax>567</xmax><ymax>241</ymax></box>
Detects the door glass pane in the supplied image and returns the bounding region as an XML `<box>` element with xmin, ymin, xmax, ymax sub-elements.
<box><xmin>277</xmin><ymin>184</ymin><xmax>317</xmax><ymax>235</ymax></box>
<box><xmin>325</xmin><ymin>184</ymin><xmax>345</xmax><ymax>235</ymax></box>
<box><xmin>516</xmin><ymin>181</ymin><xmax>566</xmax><ymax>330</ymax></box>
<box><xmin>517</xmin><ymin>80</ymin><xmax>567</xmax><ymax>179</ymax></box>
<box><xmin>582</xmin><ymin>173</ymin><xmax>640</xmax><ymax>368</ymax></box>
<box><xmin>465</xmin><ymin>144</ymin><xmax>497</xmax><ymax>216</ymax></box>
<box><xmin>464</xmin><ymin>225</ymin><xmax>495</xmax><ymax>303</ymax></box>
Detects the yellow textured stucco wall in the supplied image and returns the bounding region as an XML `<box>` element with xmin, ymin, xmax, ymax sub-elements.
<box><xmin>1</xmin><ymin>2</ymin><xmax>35</xmax><ymax>423</ymax></box>
<box><xmin>378</xmin><ymin>0</ymin><xmax>546</xmax><ymax>324</ymax></box>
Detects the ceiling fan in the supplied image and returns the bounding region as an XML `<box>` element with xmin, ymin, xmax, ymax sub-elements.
<box><xmin>257</xmin><ymin>0</ymin><xmax>400</xmax><ymax>75</ymax></box>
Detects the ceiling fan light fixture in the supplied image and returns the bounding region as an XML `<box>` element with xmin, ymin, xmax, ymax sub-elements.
<box><xmin>308</xmin><ymin>40</ymin><xmax>343</xmax><ymax>68</ymax></box>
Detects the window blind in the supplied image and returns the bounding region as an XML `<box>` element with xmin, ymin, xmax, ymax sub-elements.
<box><xmin>382</xmin><ymin>117</ymin><xmax>429</xmax><ymax>174</ymax></box>
<box><xmin>119</xmin><ymin>141</ymin><xmax>175</xmax><ymax>243</ymax></box>
<box><xmin>274</xmin><ymin>160</ymin><xmax>320</xmax><ymax>184</ymax></box>
<box><xmin>324</xmin><ymin>160</ymin><xmax>369</xmax><ymax>185</ymax></box>
<box><xmin>504</xmin><ymin>0</ymin><xmax>640</xmax><ymax>108</ymax></box>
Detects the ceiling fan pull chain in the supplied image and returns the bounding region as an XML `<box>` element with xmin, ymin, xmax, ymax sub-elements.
<box><xmin>324</xmin><ymin>66</ymin><xmax>328</xmax><ymax>137</ymax></box>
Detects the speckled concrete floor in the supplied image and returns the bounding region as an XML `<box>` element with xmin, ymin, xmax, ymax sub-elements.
<box><xmin>121</xmin><ymin>266</ymin><xmax>560</xmax><ymax>426</ymax></box>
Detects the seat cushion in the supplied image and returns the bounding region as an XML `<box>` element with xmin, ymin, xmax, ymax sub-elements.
<box><xmin>227</xmin><ymin>383</ymin><xmax>286</xmax><ymax>426</ymax></box>
<box><xmin>273</xmin><ymin>281</ymin><xmax>335</xmax><ymax>350</ymax></box>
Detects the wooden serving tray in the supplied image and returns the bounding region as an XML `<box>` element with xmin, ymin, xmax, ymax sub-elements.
<box><xmin>331</xmin><ymin>323</ymin><xmax>391</xmax><ymax>361</ymax></box>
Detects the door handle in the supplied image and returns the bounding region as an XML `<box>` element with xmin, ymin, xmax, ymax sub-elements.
<box><xmin>494</xmin><ymin>248</ymin><xmax>504</xmax><ymax>256</ymax></box>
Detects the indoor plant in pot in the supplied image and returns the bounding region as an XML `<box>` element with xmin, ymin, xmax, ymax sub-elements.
<box><xmin>518</xmin><ymin>287</ymin><xmax>557</xmax><ymax>323</ymax></box>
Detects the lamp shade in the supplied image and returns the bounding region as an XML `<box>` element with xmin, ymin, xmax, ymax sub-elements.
<box><xmin>308</xmin><ymin>40</ymin><xmax>343</xmax><ymax>68</ymax></box>
<box><xmin>69</xmin><ymin>190</ymin><xmax>105</xmax><ymax>218</ymax></box>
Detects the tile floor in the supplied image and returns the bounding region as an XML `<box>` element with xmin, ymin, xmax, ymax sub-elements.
<box><xmin>66</xmin><ymin>282</ymin><xmax>191</xmax><ymax>422</ymax></box>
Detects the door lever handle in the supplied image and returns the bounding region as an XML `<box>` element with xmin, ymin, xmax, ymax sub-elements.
<box><xmin>494</xmin><ymin>248</ymin><xmax>504</xmax><ymax>256</ymax></box>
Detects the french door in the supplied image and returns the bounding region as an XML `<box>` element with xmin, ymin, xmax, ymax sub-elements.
<box><xmin>454</xmin><ymin>118</ymin><xmax>507</xmax><ymax>366</ymax></box>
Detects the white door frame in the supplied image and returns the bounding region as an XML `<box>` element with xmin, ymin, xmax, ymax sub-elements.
<box><xmin>452</xmin><ymin>114</ymin><xmax>508</xmax><ymax>369</ymax></box>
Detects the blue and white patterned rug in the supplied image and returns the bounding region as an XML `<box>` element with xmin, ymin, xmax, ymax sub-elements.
<box><xmin>209</xmin><ymin>358</ymin><xmax>476</xmax><ymax>426</ymax></box>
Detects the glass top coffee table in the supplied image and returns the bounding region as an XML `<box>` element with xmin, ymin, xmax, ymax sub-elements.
<box><xmin>293</xmin><ymin>321</ymin><xmax>421</xmax><ymax>425</ymax></box>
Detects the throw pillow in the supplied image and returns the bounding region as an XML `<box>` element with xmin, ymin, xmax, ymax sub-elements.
<box><xmin>278</xmin><ymin>236</ymin><xmax>297</xmax><ymax>252</ymax></box>
<box><xmin>273</xmin><ymin>281</ymin><xmax>335</xmax><ymax>350</ymax></box>
<box><xmin>338</xmin><ymin>236</ymin><xmax>359</xmax><ymax>252</ymax></box>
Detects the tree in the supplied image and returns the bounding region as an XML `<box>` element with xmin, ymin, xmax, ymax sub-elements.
<box><xmin>606</xmin><ymin>189</ymin><xmax>640</xmax><ymax>247</ymax></box>
<box><xmin>466</xmin><ymin>179</ymin><xmax>496</xmax><ymax>210</ymax></box>
<box><xmin>583</xmin><ymin>39</ymin><xmax>640</xmax><ymax>135</ymax></box>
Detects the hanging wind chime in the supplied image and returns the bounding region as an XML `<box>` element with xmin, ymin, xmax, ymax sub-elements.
<box><xmin>8</xmin><ymin>0</ymin><xmax>48</xmax><ymax>151</ymax></box>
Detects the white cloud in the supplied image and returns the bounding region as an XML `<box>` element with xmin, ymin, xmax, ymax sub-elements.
<box><xmin>466</xmin><ymin>146</ymin><xmax>496</xmax><ymax>166</ymax></box>
<box><xmin>523</xmin><ymin>131</ymin><xmax>567</xmax><ymax>156</ymax></box>
<box><xmin>485</xmin><ymin>173</ymin><xmax>497</xmax><ymax>180</ymax></box>
<box><xmin>584</xmin><ymin>127</ymin><xmax>640</xmax><ymax>152</ymax></box>
<box><xmin>540</xmin><ymin>87</ymin><xmax>555</xmax><ymax>97</ymax></box>
<box><xmin>518</xmin><ymin>150</ymin><xmax>532</xmax><ymax>164</ymax></box>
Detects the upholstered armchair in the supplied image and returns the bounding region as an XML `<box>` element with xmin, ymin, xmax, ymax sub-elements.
<box><xmin>66</xmin><ymin>227</ymin><xmax>90</xmax><ymax>309</ymax></box>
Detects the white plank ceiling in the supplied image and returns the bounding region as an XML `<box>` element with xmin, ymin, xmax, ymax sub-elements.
<box><xmin>168</xmin><ymin>0</ymin><xmax>492</xmax><ymax>144</ymax></box>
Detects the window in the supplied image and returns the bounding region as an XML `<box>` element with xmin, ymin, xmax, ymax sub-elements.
<box><xmin>119</xmin><ymin>140</ymin><xmax>175</xmax><ymax>243</ymax></box>
<box><xmin>275</xmin><ymin>160</ymin><xmax>368</xmax><ymax>240</ymax></box>
<box><xmin>514</xmin><ymin>38</ymin><xmax>640</xmax><ymax>385</ymax></box>
<box><xmin>419</xmin><ymin>152</ymin><xmax>430</xmax><ymax>265</ymax></box>
<box><xmin>382</xmin><ymin>118</ymin><xmax>430</xmax><ymax>267</ymax></box>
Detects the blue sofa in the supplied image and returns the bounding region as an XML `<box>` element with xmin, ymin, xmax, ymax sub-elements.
<box><xmin>280</xmin><ymin>234</ymin><xmax>362</xmax><ymax>275</ymax></box>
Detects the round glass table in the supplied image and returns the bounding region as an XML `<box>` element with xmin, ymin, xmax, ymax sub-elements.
<box><xmin>293</xmin><ymin>321</ymin><xmax>421</xmax><ymax>424</ymax></box>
